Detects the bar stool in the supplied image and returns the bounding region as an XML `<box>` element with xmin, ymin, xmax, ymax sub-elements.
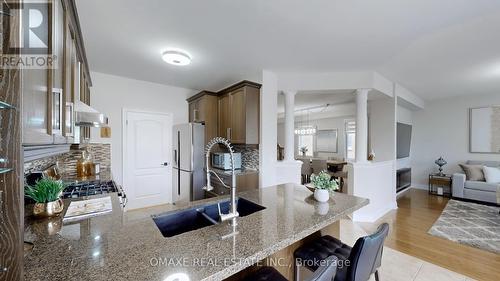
<box><xmin>294</xmin><ymin>223</ymin><xmax>389</xmax><ymax>281</ymax></box>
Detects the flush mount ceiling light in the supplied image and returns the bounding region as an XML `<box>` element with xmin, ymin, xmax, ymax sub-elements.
<box><xmin>162</xmin><ymin>49</ymin><xmax>191</xmax><ymax>66</ymax></box>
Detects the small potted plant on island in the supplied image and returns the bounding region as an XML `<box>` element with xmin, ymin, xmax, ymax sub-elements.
<box><xmin>310</xmin><ymin>171</ymin><xmax>339</xmax><ymax>202</ymax></box>
<box><xmin>25</xmin><ymin>178</ymin><xmax>65</xmax><ymax>218</ymax></box>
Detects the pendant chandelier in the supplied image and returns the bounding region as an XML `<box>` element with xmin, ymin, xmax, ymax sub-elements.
<box><xmin>294</xmin><ymin>108</ymin><xmax>316</xmax><ymax>135</ymax></box>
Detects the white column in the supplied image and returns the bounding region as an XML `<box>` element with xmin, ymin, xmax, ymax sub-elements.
<box><xmin>259</xmin><ymin>70</ymin><xmax>278</xmax><ymax>187</ymax></box>
<box><xmin>283</xmin><ymin>90</ymin><xmax>297</xmax><ymax>162</ymax></box>
<box><xmin>355</xmin><ymin>89</ymin><xmax>370</xmax><ymax>163</ymax></box>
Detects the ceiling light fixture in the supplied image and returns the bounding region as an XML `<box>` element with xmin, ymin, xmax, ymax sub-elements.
<box><xmin>162</xmin><ymin>49</ymin><xmax>191</xmax><ymax>66</ymax></box>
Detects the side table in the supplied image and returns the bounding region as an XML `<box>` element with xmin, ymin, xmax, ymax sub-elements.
<box><xmin>429</xmin><ymin>173</ymin><xmax>452</xmax><ymax>198</ymax></box>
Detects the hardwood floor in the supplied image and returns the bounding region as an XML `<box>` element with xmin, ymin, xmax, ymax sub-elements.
<box><xmin>359</xmin><ymin>188</ymin><xmax>500</xmax><ymax>281</ymax></box>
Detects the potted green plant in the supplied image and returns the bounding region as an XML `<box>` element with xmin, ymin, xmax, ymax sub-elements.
<box><xmin>310</xmin><ymin>171</ymin><xmax>339</xmax><ymax>202</ymax></box>
<box><xmin>25</xmin><ymin>178</ymin><xmax>65</xmax><ymax>218</ymax></box>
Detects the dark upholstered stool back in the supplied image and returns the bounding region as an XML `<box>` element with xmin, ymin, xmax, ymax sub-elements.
<box><xmin>345</xmin><ymin>223</ymin><xmax>389</xmax><ymax>281</ymax></box>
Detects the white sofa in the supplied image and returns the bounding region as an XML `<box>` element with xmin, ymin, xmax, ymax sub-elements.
<box><xmin>452</xmin><ymin>160</ymin><xmax>500</xmax><ymax>204</ymax></box>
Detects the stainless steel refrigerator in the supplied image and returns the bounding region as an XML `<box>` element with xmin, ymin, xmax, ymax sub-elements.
<box><xmin>172</xmin><ymin>123</ymin><xmax>206</xmax><ymax>202</ymax></box>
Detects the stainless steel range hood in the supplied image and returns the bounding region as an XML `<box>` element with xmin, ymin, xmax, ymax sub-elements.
<box><xmin>75</xmin><ymin>101</ymin><xmax>108</xmax><ymax>127</ymax></box>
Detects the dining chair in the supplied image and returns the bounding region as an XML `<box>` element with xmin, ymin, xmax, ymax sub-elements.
<box><xmin>311</xmin><ymin>159</ymin><xmax>328</xmax><ymax>174</ymax></box>
<box><xmin>332</xmin><ymin>165</ymin><xmax>348</xmax><ymax>193</ymax></box>
<box><xmin>300</xmin><ymin>159</ymin><xmax>312</xmax><ymax>184</ymax></box>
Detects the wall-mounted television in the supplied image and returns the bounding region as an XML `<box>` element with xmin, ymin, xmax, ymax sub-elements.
<box><xmin>397</xmin><ymin>122</ymin><xmax>412</xmax><ymax>159</ymax></box>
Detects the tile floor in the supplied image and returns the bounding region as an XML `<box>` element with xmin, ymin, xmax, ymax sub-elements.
<box><xmin>337</xmin><ymin>219</ymin><xmax>476</xmax><ymax>281</ymax></box>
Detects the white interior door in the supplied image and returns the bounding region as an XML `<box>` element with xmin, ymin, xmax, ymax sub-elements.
<box><xmin>123</xmin><ymin>110</ymin><xmax>172</xmax><ymax>210</ymax></box>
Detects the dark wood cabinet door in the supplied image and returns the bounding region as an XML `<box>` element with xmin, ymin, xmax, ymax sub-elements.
<box><xmin>22</xmin><ymin>67</ymin><xmax>53</xmax><ymax>144</ymax></box>
<box><xmin>199</xmin><ymin>95</ymin><xmax>218</xmax><ymax>144</ymax></box>
<box><xmin>229</xmin><ymin>89</ymin><xmax>246</xmax><ymax>144</ymax></box>
<box><xmin>52</xmin><ymin>0</ymin><xmax>67</xmax><ymax>144</ymax></box>
<box><xmin>218</xmin><ymin>94</ymin><xmax>231</xmax><ymax>139</ymax></box>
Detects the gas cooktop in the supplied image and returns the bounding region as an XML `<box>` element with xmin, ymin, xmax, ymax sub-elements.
<box><xmin>62</xmin><ymin>180</ymin><xmax>118</xmax><ymax>199</ymax></box>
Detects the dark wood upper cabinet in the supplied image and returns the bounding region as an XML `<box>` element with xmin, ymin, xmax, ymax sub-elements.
<box><xmin>189</xmin><ymin>81</ymin><xmax>260</xmax><ymax>145</ymax></box>
<box><xmin>217</xmin><ymin>82</ymin><xmax>260</xmax><ymax>145</ymax></box>
<box><xmin>187</xmin><ymin>91</ymin><xmax>218</xmax><ymax>144</ymax></box>
<box><xmin>22</xmin><ymin>0</ymin><xmax>91</xmax><ymax>145</ymax></box>
<box><xmin>217</xmin><ymin>93</ymin><xmax>231</xmax><ymax>140</ymax></box>
<box><xmin>52</xmin><ymin>0</ymin><xmax>66</xmax><ymax>144</ymax></box>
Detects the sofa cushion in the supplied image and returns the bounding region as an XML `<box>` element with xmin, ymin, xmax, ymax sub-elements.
<box><xmin>464</xmin><ymin>181</ymin><xmax>498</xmax><ymax>193</ymax></box>
<box><xmin>459</xmin><ymin>164</ymin><xmax>485</xmax><ymax>181</ymax></box>
<box><xmin>483</xmin><ymin>166</ymin><xmax>500</xmax><ymax>183</ymax></box>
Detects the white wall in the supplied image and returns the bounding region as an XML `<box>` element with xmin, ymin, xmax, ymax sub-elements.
<box><xmin>396</xmin><ymin>105</ymin><xmax>413</xmax><ymax>169</ymax></box>
<box><xmin>89</xmin><ymin>72</ymin><xmax>196</xmax><ymax>186</ymax></box>
<box><xmin>348</xmin><ymin>161</ymin><xmax>397</xmax><ymax>222</ymax></box>
<box><xmin>470</xmin><ymin>107</ymin><xmax>492</xmax><ymax>152</ymax></box>
<box><xmin>369</xmin><ymin>98</ymin><xmax>396</xmax><ymax>162</ymax></box>
<box><xmin>411</xmin><ymin>93</ymin><xmax>500</xmax><ymax>187</ymax></box>
<box><xmin>277</xmin><ymin>115</ymin><xmax>354</xmax><ymax>160</ymax></box>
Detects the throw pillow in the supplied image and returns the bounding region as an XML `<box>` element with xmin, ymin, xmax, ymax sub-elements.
<box><xmin>458</xmin><ymin>164</ymin><xmax>485</xmax><ymax>181</ymax></box>
<box><xmin>483</xmin><ymin>166</ymin><xmax>500</xmax><ymax>183</ymax></box>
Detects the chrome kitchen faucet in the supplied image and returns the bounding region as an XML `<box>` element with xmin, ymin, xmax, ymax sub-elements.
<box><xmin>203</xmin><ymin>137</ymin><xmax>239</xmax><ymax>226</ymax></box>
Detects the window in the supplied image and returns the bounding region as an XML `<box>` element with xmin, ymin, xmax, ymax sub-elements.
<box><xmin>345</xmin><ymin>120</ymin><xmax>356</xmax><ymax>161</ymax></box>
<box><xmin>298</xmin><ymin>134</ymin><xmax>314</xmax><ymax>156</ymax></box>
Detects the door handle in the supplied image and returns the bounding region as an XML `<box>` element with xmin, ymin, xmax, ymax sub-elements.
<box><xmin>173</xmin><ymin>150</ymin><xmax>177</xmax><ymax>165</ymax></box>
<box><xmin>161</xmin><ymin>162</ymin><xmax>169</xmax><ymax>166</ymax></box>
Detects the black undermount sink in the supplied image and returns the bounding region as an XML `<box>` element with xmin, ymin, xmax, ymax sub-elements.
<box><xmin>203</xmin><ymin>197</ymin><xmax>266</xmax><ymax>221</ymax></box>
<box><xmin>152</xmin><ymin>198</ymin><xmax>265</xmax><ymax>238</ymax></box>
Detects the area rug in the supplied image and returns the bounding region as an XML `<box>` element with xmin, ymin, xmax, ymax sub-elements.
<box><xmin>428</xmin><ymin>199</ymin><xmax>500</xmax><ymax>254</ymax></box>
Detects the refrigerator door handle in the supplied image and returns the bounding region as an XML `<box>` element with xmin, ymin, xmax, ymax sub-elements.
<box><xmin>173</xmin><ymin>149</ymin><xmax>177</xmax><ymax>166</ymax></box>
<box><xmin>177</xmin><ymin>130</ymin><xmax>181</xmax><ymax>196</ymax></box>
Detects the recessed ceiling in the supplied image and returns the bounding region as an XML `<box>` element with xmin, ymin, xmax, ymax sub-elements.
<box><xmin>76</xmin><ymin>0</ymin><xmax>500</xmax><ymax>99</ymax></box>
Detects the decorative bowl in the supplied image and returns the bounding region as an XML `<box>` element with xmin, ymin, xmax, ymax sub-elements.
<box><xmin>33</xmin><ymin>199</ymin><xmax>64</xmax><ymax>218</ymax></box>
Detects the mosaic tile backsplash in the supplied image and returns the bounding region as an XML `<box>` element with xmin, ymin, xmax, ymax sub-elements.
<box><xmin>233</xmin><ymin>145</ymin><xmax>259</xmax><ymax>170</ymax></box>
<box><xmin>24</xmin><ymin>143</ymin><xmax>111</xmax><ymax>175</ymax></box>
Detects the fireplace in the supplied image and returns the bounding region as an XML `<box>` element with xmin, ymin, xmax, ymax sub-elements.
<box><xmin>396</xmin><ymin>168</ymin><xmax>411</xmax><ymax>193</ymax></box>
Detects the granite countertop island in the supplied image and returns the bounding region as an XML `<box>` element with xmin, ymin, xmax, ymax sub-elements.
<box><xmin>24</xmin><ymin>184</ymin><xmax>368</xmax><ymax>281</ymax></box>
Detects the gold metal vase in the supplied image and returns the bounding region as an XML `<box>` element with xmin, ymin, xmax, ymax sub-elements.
<box><xmin>33</xmin><ymin>199</ymin><xmax>64</xmax><ymax>218</ymax></box>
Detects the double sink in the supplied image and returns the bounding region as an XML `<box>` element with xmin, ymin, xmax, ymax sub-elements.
<box><xmin>152</xmin><ymin>198</ymin><xmax>266</xmax><ymax>237</ymax></box>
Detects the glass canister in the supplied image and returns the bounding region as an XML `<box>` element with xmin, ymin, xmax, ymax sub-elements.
<box><xmin>76</xmin><ymin>148</ymin><xmax>94</xmax><ymax>177</ymax></box>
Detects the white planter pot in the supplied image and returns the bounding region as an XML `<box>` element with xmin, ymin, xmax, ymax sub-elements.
<box><xmin>314</xmin><ymin>189</ymin><xmax>330</xmax><ymax>202</ymax></box>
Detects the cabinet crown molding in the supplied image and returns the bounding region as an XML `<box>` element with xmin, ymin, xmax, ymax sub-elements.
<box><xmin>186</xmin><ymin>80</ymin><xmax>262</xmax><ymax>102</ymax></box>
